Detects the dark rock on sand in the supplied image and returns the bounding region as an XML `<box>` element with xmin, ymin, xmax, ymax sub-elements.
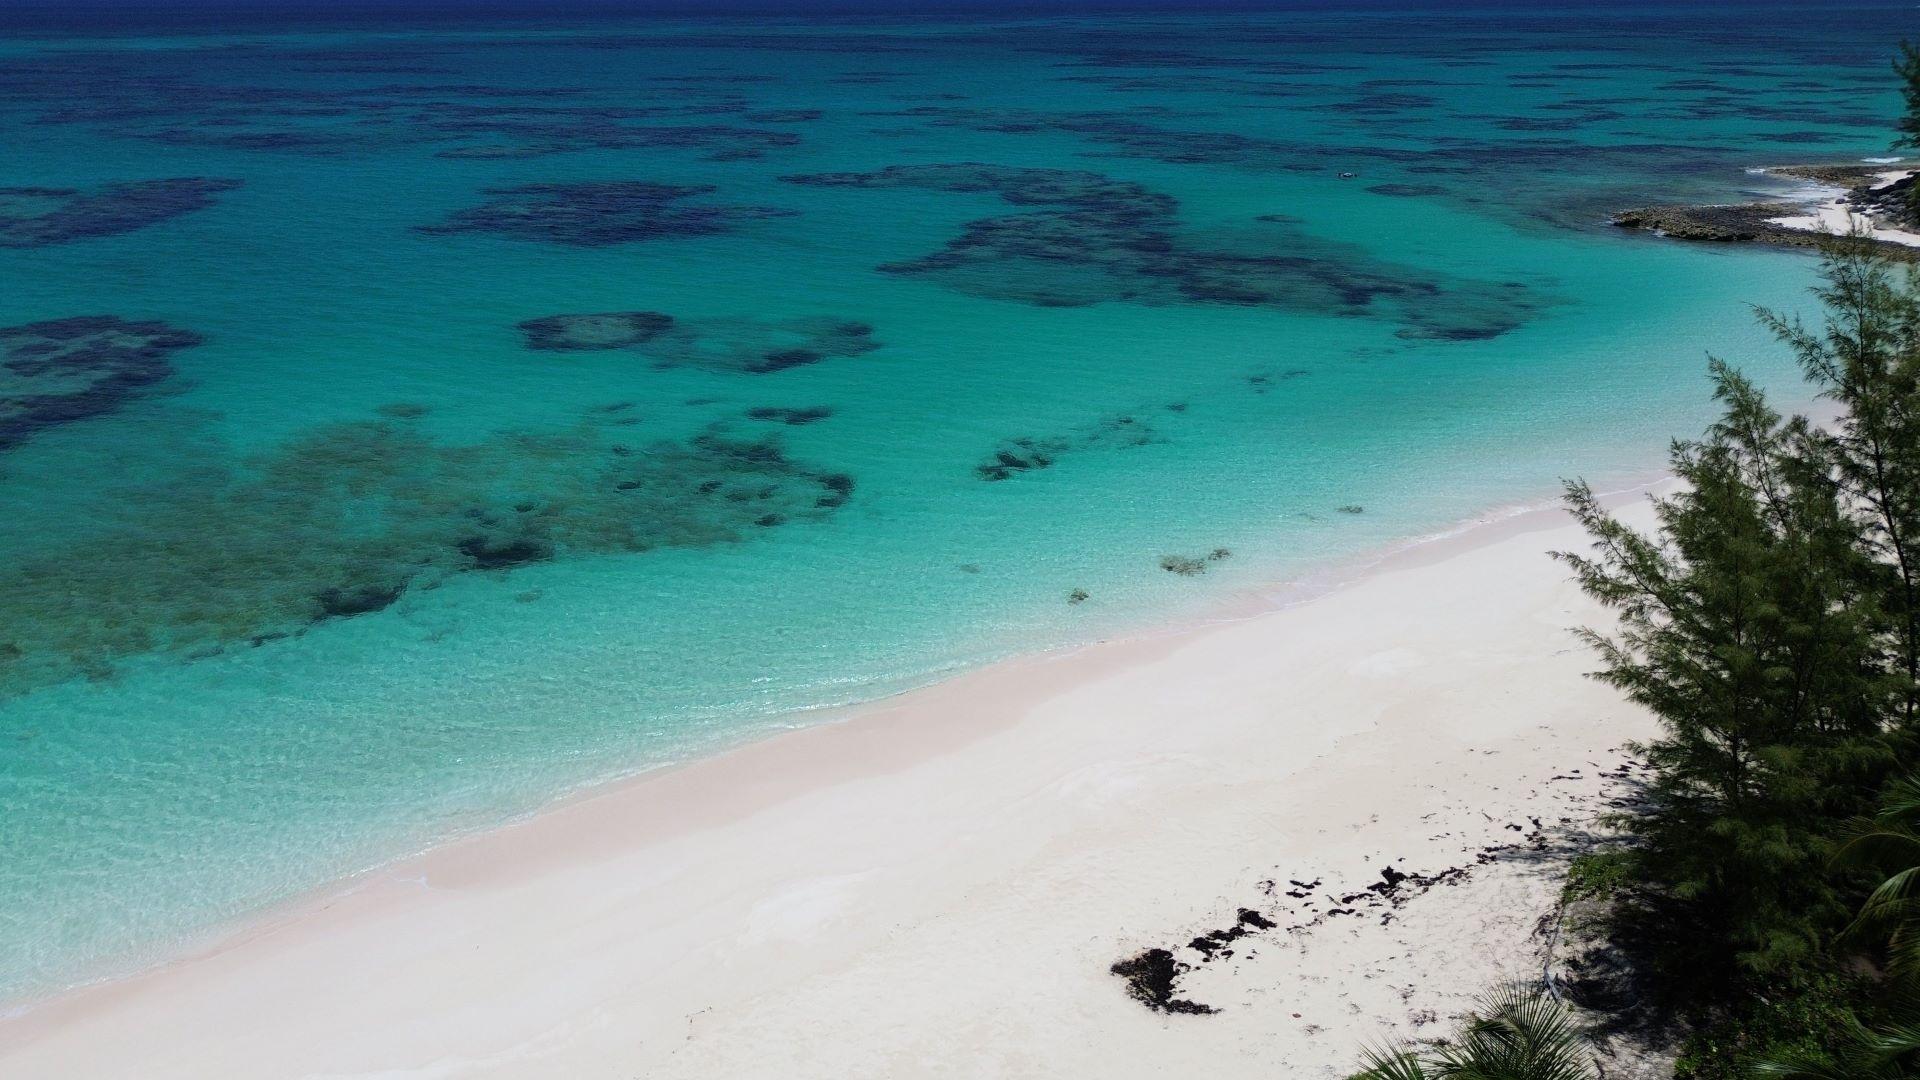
<box><xmin>1109</xmin><ymin>949</ymin><xmax>1217</xmax><ymax>1015</ymax></box>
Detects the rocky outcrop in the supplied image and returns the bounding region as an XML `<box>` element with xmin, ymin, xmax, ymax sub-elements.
<box><xmin>1610</xmin><ymin>202</ymin><xmax>1814</xmax><ymax>244</ymax></box>
<box><xmin>1611</xmin><ymin>164</ymin><xmax>1920</xmax><ymax>259</ymax></box>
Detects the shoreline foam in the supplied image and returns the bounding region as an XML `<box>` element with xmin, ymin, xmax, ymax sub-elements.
<box><xmin>1767</xmin><ymin>167</ymin><xmax>1920</xmax><ymax>248</ymax></box>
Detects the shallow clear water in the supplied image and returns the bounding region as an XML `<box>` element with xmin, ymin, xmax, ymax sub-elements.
<box><xmin>0</xmin><ymin>1</ymin><xmax>1909</xmax><ymax>999</ymax></box>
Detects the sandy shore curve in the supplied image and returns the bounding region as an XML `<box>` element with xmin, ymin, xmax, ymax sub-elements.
<box><xmin>0</xmin><ymin>484</ymin><xmax>1665</xmax><ymax>1080</ymax></box>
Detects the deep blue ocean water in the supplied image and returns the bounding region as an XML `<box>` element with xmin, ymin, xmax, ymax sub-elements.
<box><xmin>1</xmin><ymin>1</ymin><xmax>1911</xmax><ymax>1000</ymax></box>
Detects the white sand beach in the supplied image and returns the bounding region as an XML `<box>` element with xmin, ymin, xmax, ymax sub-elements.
<box><xmin>1770</xmin><ymin>168</ymin><xmax>1920</xmax><ymax>247</ymax></box>
<box><xmin>0</xmin><ymin>486</ymin><xmax>1666</xmax><ymax>1080</ymax></box>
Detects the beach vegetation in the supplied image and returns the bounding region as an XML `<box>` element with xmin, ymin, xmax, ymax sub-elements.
<box><xmin>1348</xmin><ymin>986</ymin><xmax>1595</xmax><ymax>1080</ymax></box>
<box><xmin>1561</xmin><ymin>850</ymin><xmax>1635</xmax><ymax>904</ymax></box>
<box><xmin>1895</xmin><ymin>41</ymin><xmax>1920</xmax><ymax>208</ymax></box>
<box><xmin>1553</xmin><ymin>236</ymin><xmax>1920</xmax><ymax>1075</ymax></box>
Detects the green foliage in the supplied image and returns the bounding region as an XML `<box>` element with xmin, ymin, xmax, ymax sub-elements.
<box><xmin>1561</xmin><ymin>850</ymin><xmax>1636</xmax><ymax>904</ymax></box>
<box><xmin>1349</xmin><ymin>987</ymin><xmax>1596</xmax><ymax>1080</ymax></box>
<box><xmin>1554</xmin><ymin>239</ymin><xmax>1920</xmax><ymax>1072</ymax></box>
<box><xmin>1755</xmin><ymin>236</ymin><xmax>1920</xmax><ymax>720</ymax></box>
<box><xmin>1744</xmin><ymin>982</ymin><xmax>1920</xmax><ymax>1078</ymax></box>
<box><xmin>1557</xmin><ymin>344</ymin><xmax>1900</xmax><ymax>979</ymax></box>
<box><xmin>1743</xmin><ymin>779</ymin><xmax>1920</xmax><ymax>1078</ymax></box>
<box><xmin>1897</xmin><ymin>42</ymin><xmax>1920</xmax><ymax>211</ymax></box>
<box><xmin>1668</xmin><ymin>970</ymin><xmax>1869</xmax><ymax>1079</ymax></box>
<box><xmin>1345</xmin><ymin>54</ymin><xmax>1920</xmax><ymax>1080</ymax></box>
<box><xmin>1901</xmin><ymin>42</ymin><xmax>1920</xmax><ymax>146</ymax></box>
<box><xmin>1837</xmin><ymin>775</ymin><xmax>1920</xmax><ymax>981</ymax></box>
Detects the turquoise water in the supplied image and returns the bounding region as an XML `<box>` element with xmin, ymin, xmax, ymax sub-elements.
<box><xmin>0</xmin><ymin>2</ymin><xmax>1910</xmax><ymax>999</ymax></box>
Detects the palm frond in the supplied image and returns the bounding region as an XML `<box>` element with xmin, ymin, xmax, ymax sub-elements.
<box><xmin>1351</xmin><ymin>1044</ymin><xmax>1429</xmax><ymax>1080</ymax></box>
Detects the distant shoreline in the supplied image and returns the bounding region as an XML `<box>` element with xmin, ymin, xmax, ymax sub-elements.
<box><xmin>1612</xmin><ymin>161</ymin><xmax>1920</xmax><ymax>256</ymax></box>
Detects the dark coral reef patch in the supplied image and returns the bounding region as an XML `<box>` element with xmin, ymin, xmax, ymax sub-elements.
<box><xmin>0</xmin><ymin>50</ymin><xmax>815</xmax><ymax>162</ymax></box>
<box><xmin>975</xmin><ymin>412</ymin><xmax>1161</xmax><ymax>481</ymax></box>
<box><xmin>783</xmin><ymin>163</ymin><xmax>1539</xmax><ymax>340</ymax></box>
<box><xmin>518</xmin><ymin>311</ymin><xmax>675</xmax><ymax>351</ymax></box>
<box><xmin>420</xmin><ymin>182</ymin><xmax>796</xmax><ymax>246</ymax></box>
<box><xmin>746</xmin><ymin>405</ymin><xmax>834</xmax><ymax>425</ymax></box>
<box><xmin>1364</xmin><ymin>183</ymin><xmax>1448</xmax><ymax>198</ymax></box>
<box><xmin>416</xmin><ymin>103</ymin><xmax>801</xmax><ymax>161</ymax></box>
<box><xmin>518</xmin><ymin>310</ymin><xmax>880</xmax><ymax>373</ymax></box>
<box><xmin>1</xmin><ymin>316</ymin><xmax>203</xmax><ymax>451</ymax></box>
<box><xmin>645</xmin><ymin>316</ymin><xmax>879</xmax><ymax>373</ymax></box>
<box><xmin>0</xmin><ymin>417</ymin><xmax>855</xmax><ymax>693</ymax></box>
<box><xmin>0</xmin><ymin>178</ymin><xmax>240</xmax><ymax>248</ymax></box>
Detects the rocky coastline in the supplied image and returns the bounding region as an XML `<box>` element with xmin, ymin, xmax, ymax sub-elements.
<box><xmin>1611</xmin><ymin>163</ymin><xmax>1919</xmax><ymax>258</ymax></box>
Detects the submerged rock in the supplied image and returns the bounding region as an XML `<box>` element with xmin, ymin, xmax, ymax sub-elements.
<box><xmin>420</xmin><ymin>181</ymin><xmax>796</xmax><ymax>246</ymax></box>
<box><xmin>1365</xmin><ymin>182</ymin><xmax>1448</xmax><ymax>197</ymax></box>
<box><xmin>0</xmin><ymin>417</ymin><xmax>857</xmax><ymax>696</ymax></box>
<box><xmin>0</xmin><ymin>315</ymin><xmax>203</xmax><ymax>451</ymax></box>
<box><xmin>314</xmin><ymin>581</ymin><xmax>406</xmax><ymax>618</ymax></box>
<box><xmin>457</xmin><ymin>533</ymin><xmax>554</xmax><ymax>570</ymax></box>
<box><xmin>519</xmin><ymin>311</ymin><xmax>676</xmax><ymax>351</ymax></box>
<box><xmin>1159</xmin><ymin>549</ymin><xmax>1230</xmax><ymax>576</ymax></box>
<box><xmin>0</xmin><ymin>178</ymin><xmax>240</xmax><ymax>248</ymax></box>
<box><xmin>745</xmin><ymin>405</ymin><xmax>834</xmax><ymax>425</ymax></box>
<box><xmin>783</xmin><ymin>163</ymin><xmax>1543</xmax><ymax>341</ymax></box>
<box><xmin>1610</xmin><ymin>202</ymin><xmax>1802</xmax><ymax>243</ymax></box>
<box><xmin>1612</xmin><ymin>167</ymin><xmax>1920</xmax><ymax>257</ymax></box>
<box><xmin>647</xmin><ymin>316</ymin><xmax>879</xmax><ymax>374</ymax></box>
<box><xmin>515</xmin><ymin>309</ymin><xmax>880</xmax><ymax>374</ymax></box>
<box><xmin>975</xmin><ymin>412</ymin><xmax>1160</xmax><ymax>481</ymax></box>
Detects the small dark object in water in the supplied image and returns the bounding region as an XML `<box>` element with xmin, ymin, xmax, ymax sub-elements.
<box><xmin>314</xmin><ymin>582</ymin><xmax>405</xmax><ymax>618</ymax></box>
<box><xmin>758</xmin><ymin>348</ymin><xmax>822</xmax><ymax>372</ymax></box>
<box><xmin>746</xmin><ymin>405</ymin><xmax>834</xmax><ymax>425</ymax></box>
<box><xmin>458</xmin><ymin>534</ymin><xmax>553</xmax><ymax>570</ymax></box>
<box><xmin>1068</xmin><ymin>588</ymin><xmax>1090</xmax><ymax>604</ymax></box>
<box><xmin>1336</xmin><ymin>504</ymin><xmax>1364</xmax><ymax>514</ymax></box>
<box><xmin>814</xmin><ymin>472</ymin><xmax>855</xmax><ymax>509</ymax></box>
